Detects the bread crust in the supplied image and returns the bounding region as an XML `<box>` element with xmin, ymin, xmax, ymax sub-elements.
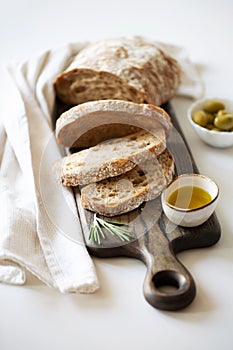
<box><xmin>56</xmin><ymin>100</ymin><xmax>172</xmax><ymax>148</ymax></box>
<box><xmin>81</xmin><ymin>148</ymin><xmax>174</xmax><ymax>216</ymax></box>
<box><xmin>54</xmin><ymin>37</ymin><xmax>181</xmax><ymax>106</ymax></box>
<box><xmin>60</xmin><ymin>130</ymin><xmax>166</xmax><ymax>186</ymax></box>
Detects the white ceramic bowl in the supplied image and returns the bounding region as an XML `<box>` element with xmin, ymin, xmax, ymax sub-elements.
<box><xmin>188</xmin><ymin>97</ymin><xmax>233</xmax><ymax>148</ymax></box>
<box><xmin>161</xmin><ymin>174</ymin><xmax>219</xmax><ymax>227</ymax></box>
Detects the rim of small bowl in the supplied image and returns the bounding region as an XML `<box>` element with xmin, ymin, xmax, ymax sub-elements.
<box><xmin>162</xmin><ymin>173</ymin><xmax>219</xmax><ymax>213</ymax></box>
<box><xmin>188</xmin><ymin>97</ymin><xmax>233</xmax><ymax>135</ymax></box>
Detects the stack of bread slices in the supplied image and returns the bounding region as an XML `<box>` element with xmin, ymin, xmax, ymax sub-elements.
<box><xmin>55</xmin><ymin>100</ymin><xmax>175</xmax><ymax>216</ymax></box>
<box><xmin>54</xmin><ymin>37</ymin><xmax>179</xmax><ymax>217</ymax></box>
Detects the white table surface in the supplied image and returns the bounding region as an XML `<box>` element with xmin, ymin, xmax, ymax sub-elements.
<box><xmin>0</xmin><ymin>1</ymin><xmax>233</xmax><ymax>349</ymax></box>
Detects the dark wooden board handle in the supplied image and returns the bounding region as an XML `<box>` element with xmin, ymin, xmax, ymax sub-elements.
<box><xmin>140</xmin><ymin>224</ymin><xmax>196</xmax><ymax>311</ymax></box>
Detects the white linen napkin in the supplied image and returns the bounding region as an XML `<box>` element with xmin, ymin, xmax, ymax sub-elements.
<box><xmin>0</xmin><ymin>42</ymin><xmax>99</xmax><ymax>293</ymax></box>
<box><xmin>154</xmin><ymin>40</ymin><xmax>204</xmax><ymax>99</ymax></box>
<box><xmin>0</xmin><ymin>39</ymin><xmax>202</xmax><ymax>292</ymax></box>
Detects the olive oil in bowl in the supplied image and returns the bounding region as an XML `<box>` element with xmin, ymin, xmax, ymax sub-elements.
<box><xmin>161</xmin><ymin>174</ymin><xmax>219</xmax><ymax>227</ymax></box>
<box><xmin>168</xmin><ymin>186</ymin><xmax>212</xmax><ymax>210</ymax></box>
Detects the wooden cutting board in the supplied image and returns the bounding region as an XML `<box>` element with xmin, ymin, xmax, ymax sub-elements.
<box><xmin>59</xmin><ymin>101</ymin><xmax>221</xmax><ymax>311</ymax></box>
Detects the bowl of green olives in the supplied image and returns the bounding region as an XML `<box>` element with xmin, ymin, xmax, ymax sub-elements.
<box><xmin>188</xmin><ymin>98</ymin><xmax>233</xmax><ymax>148</ymax></box>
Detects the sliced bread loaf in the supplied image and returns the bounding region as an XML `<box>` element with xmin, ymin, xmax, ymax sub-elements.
<box><xmin>81</xmin><ymin>148</ymin><xmax>174</xmax><ymax>216</ymax></box>
<box><xmin>54</xmin><ymin>36</ymin><xmax>181</xmax><ymax>107</ymax></box>
<box><xmin>56</xmin><ymin>100</ymin><xmax>172</xmax><ymax>148</ymax></box>
<box><xmin>61</xmin><ymin>129</ymin><xmax>166</xmax><ymax>186</ymax></box>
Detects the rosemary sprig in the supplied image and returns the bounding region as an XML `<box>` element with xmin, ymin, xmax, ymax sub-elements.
<box><xmin>89</xmin><ymin>213</ymin><xmax>133</xmax><ymax>245</ymax></box>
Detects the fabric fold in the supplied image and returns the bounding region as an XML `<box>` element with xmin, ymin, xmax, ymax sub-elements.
<box><xmin>0</xmin><ymin>43</ymin><xmax>99</xmax><ymax>293</ymax></box>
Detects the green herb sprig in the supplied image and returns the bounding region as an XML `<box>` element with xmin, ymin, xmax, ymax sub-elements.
<box><xmin>89</xmin><ymin>213</ymin><xmax>133</xmax><ymax>245</ymax></box>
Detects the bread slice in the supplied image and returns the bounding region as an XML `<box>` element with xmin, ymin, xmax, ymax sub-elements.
<box><xmin>60</xmin><ymin>130</ymin><xmax>166</xmax><ymax>186</ymax></box>
<box><xmin>54</xmin><ymin>36</ymin><xmax>181</xmax><ymax>107</ymax></box>
<box><xmin>56</xmin><ymin>100</ymin><xmax>172</xmax><ymax>148</ymax></box>
<box><xmin>81</xmin><ymin>148</ymin><xmax>174</xmax><ymax>216</ymax></box>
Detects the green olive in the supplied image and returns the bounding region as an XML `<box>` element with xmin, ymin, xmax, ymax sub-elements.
<box><xmin>192</xmin><ymin>110</ymin><xmax>209</xmax><ymax>127</ymax></box>
<box><xmin>203</xmin><ymin>100</ymin><xmax>225</xmax><ymax>113</ymax></box>
<box><xmin>214</xmin><ymin>113</ymin><xmax>233</xmax><ymax>131</ymax></box>
<box><xmin>216</xmin><ymin>109</ymin><xmax>227</xmax><ymax>117</ymax></box>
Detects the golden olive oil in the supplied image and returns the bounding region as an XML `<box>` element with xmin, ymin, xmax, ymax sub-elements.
<box><xmin>168</xmin><ymin>186</ymin><xmax>212</xmax><ymax>210</ymax></box>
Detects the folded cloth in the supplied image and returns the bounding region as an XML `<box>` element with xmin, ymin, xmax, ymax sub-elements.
<box><xmin>0</xmin><ymin>42</ymin><xmax>99</xmax><ymax>293</ymax></box>
<box><xmin>154</xmin><ymin>40</ymin><xmax>204</xmax><ymax>99</ymax></box>
<box><xmin>0</xmin><ymin>39</ymin><xmax>203</xmax><ymax>292</ymax></box>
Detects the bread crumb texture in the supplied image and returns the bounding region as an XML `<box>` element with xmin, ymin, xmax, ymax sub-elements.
<box><xmin>61</xmin><ymin>130</ymin><xmax>166</xmax><ymax>186</ymax></box>
<box><xmin>81</xmin><ymin>148</ymin><xmax>174</xmax><ymax>216</ymax></box>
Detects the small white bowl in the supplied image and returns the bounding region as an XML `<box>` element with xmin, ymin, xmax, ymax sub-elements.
<box><xmin>161</xmin><ymin>174</ymin><xmax>219</xmax><ymax>227</ymax></box>
<box><xmin>188</xmin><ymin>97</ymin><xmax>233</xmax><ymax>148</ymax></box>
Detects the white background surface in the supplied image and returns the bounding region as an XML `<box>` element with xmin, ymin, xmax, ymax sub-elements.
<box><xmin>0</xmin><ymin>0</ymin><xmax>233</xmax><ymax>349</ymax></box>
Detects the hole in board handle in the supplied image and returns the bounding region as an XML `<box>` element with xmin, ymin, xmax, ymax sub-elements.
<box><xmin>153</xmin><ymin>270</ymin><xmax>187</xmax><ymax>294</ymax></box>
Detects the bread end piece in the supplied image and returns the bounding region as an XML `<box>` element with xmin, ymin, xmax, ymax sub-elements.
<box><xmin>56</xmin><ymin>100</ymin><xmax>172</xmax><ymax>149</ymax></box>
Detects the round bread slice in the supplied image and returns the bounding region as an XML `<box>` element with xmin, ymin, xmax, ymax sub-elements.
<box><xmin>56</xmin><ymin>100</ymin><xmax>172</xmax><ymax>148</ymax></box>
<box><xmin>54</xmin><ymin>36</ymin><xmax>181</xmax><ymax>106</ymax></box>
<box><xmin>81</xmin><ymin>148</ymin><xmax>174</xmax><ymax>217</ymax></box>
<box><xmin>60</xmin><ymin>129</ymin><xmax>166</xmax><ymax>186</ymax></box>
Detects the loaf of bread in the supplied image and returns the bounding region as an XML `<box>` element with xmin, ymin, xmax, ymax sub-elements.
<box><xmin>81</xmin><ymin>148</ymin><xmax>174</xmax><ymax>216</ymax></box>
<box><xmin>60</xmin><ymin>130</ymin><xmax>166</xmax><ymax>186</ymax></box>
<box><xmin>54</xmin><ymin>37</ymin><xmax>181</xmax><ymax>107</ymax></box>
<box><xmin>56</xmin><ymin>100</ymin><xmax>172</xmax><ymax>148</ymax></box>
